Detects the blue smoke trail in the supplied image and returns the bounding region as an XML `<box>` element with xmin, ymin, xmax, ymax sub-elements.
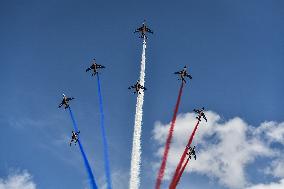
<box><xmin>96</xmin><ymin>74</ymin><xmax>112</xmax><ymax>189</ymax></box>
<box><xmin>68</xmin><ymin>107</ymin><xmax>98</xmax><ymax>189</ymax></box>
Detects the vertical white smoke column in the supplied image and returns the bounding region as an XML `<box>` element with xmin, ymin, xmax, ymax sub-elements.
<box><xmin>129</xmin><ymin>38</ymin><xmax>147</xmax><ymax>189</ymax></box>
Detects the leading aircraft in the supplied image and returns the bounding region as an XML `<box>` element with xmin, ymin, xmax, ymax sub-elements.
<box><xmin>86</xmin><ymin>59</ymin><xmax>105</xmax><ymax>76</ymax></box>
<box><xmin>186</xmin><ymin>145</ymin><xmax>197</xmax><ymax>160</ymax></box>
<box><xmin>128</xmin><ymin>80</ymin><xmax>147</xmax><ymax>94</ymax></box>
<box><xmin>194</xmin><ymin>107</ymin><xmax>207</xmax><ymax>122</ymax></box>
<box><xmin>69</xmin><ymin>130</ymin><xmax>80</xmax><ymax>146</ymax></box>
<box><xmin>58</xmin><ymin>94</ymin><xmax>75</xmax><ymax>109</ymax></box>
<box><xmin>134</xmin><ymin>20</ymin><xmax>153</xmax><ymax>39</ymax></box>
<box><xmin>174</xmin><ymin>66</ymin><xmax>192</xmax><ymax>83</ymax></box>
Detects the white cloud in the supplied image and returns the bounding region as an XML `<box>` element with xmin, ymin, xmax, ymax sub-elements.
<box><xmin>246</xmin><ymin>179</ymin><xmax>284</xmax><ymax>189</ymax></box>
<box><xmin>255</xmin><ymin>121</ymin><xmax>284</xmax><ymax>179</ymax></box>
<box><xmin>0</xmin><ymin>170</ymin><xmax>36</xmax><ymax>189</ymax></box>
<box><xmin>152</xmin><ymin>111</ymin><xmax>283</xmax><ymax>189</ymax></box>
<box><xmin>255</xmin><ymin>121</ymin><xmax>284</xmax><ymax>145</ymax></box>
<box><xmin>264</xmin><ymin>158</ymin><xmax>284</xmax><ymax>178</ymax></box>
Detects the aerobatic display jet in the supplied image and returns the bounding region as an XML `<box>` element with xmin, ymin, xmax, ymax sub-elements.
<box><xmin>86</xmin><ymin>59</ymin><xmax>105</xmax><ymax>76</ymax></box>
<box><xmin>69</xmin><ymin>130</ymin><xmax>80</xmax><ymax>146</ymax></box>
<box><xmin>128</xmin><ymin>80</ymin><xmax>147</xmax><ymax>94</ymax></box>
<box><xmin>174</xmin><ymin>66</ymin><xmax>193</xmax><ymax>83</ymax></box>
<box><xmin>194</xmin><ymin>107</ymin><xmax>207</xmax><ymax>122</ymax></box>
<box><xmin>134</xmin><ymin>20</ymin><xmax>153</xmax><ymax>39</ymax></box>
<box><xmin>186</xmin><ymin>145</ymin><xmax>197</xmax><ymax>160</ymax></box>
<box><xmin>58</xmin><ymin>94</ymin><xmax>75</xmax><ymax>109</ymax></box>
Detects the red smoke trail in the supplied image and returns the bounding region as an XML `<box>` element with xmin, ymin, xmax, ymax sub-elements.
<box><xmin>174</xmin><ymin>157</ymin><xmax>190</xmax><ymax>188</ymax></box>
<box><xmin>155</xmin><ymin>82</ymin><xmax>184</xmax><ymax>189</ymax></box>
<box><xmin>169</xmin><ymin>120</ymin><xmax>200</xmax><ymax>189</ymax></box>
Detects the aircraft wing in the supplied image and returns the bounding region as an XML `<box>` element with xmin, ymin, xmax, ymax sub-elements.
<box><xmin>134</xmin><ymin>27</ymin><xmax>143</xmax><ymax>33</ymax></box>
<box><xmin>67</xmin><ymin>97</ymin><xmax>74</xmax><ymax>101</ymax></box>
<box><xmin>203</xmin><ymin>115</ymin><xmax>207</xmax><ymax>122</ymax></box>
<box><xmin>187</xmin><ymin>74</ymin><xmax>193</xmax><ymax>79</ymax></box>
<box><xmin>86</xmin><ymin>67</ymin><xmax>91</xmax><ymax>72</ymax></box>
<box><xmin>58</xmin><ymin>102</ymin><xmax>63</xmax><ymax>108</ymax></box>
<box><xmin>174</xmin><ymin>71</ymin><xmax>182</xmax><ymax>74</ymax></box>
<box><xmin>146</xmin><ymin>27</ymin><xmax>153</xmax><ymax>33</ymax></box>
<box><xmin>97</xmin><ymin>65</ymin><xmax>105</xmax><ymax>68</ymax></box>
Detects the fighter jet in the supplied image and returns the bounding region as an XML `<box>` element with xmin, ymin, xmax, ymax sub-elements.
<box><xmin>58</xmin><ymin>94</ymin><xmax>75</xmax><ymax>109</ymax></box>
<box><xmin>134</xmin><ymin>20</ymin><xmax>153</xmax><ymax>39</ymax></box>
<box><xmin>128</xmin><ymin>80</ymin><xmax>147</xmax><ymax>94</ymax></box>
<box><xmin>69</xmin><ymin>130</ymin><xmax>80</xmax><ymax>146</ymax></box>
<box><xmin>86</xmin><ymin>59</ymin><xmax>105</xmax><ymax>76</ymax></box>
<box><xmin>174</xmin><ymin>66</ymin><xmax>192</xmax><ymax>83</ymax></box>
<box><xmin>193</xmin><ymin>107</ymin><xmax>207</xmax><ymax>122</ymax></box>
<box><xmin>186</xmin><ymin>145</ymin><xmax>197</xmax><ymax>160</ymax></box>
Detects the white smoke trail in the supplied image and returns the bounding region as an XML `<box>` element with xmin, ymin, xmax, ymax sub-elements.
<box><xmin>129</xmin><ymin>38</ymin><xmax>147</xmax><ymax>189</ymax></box>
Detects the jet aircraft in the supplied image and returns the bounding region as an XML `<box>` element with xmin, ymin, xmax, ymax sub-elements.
<box><xmin>174</xmin><ymin>66</ymin><xmax>192</xmax><ymax>83</ymax></box>
<box><xmin>128</xmin><ymin>80</ymin><xmax>147</xmax><ymax>94</ymax></box>
<box><xmin>86</xmin><ymin>59</ymin><xmax>105</xmax><ymax>76</ymax></box>
<box><xmin>134</xmin><ymin>20</ymin><xmax>153</xmax><ymax>39</ymax></box>
<box><xmin>186</xmin><ymin>145</ymin><xmax>197</xmax><ymax>160</ymax></box>
<box><xmin>69</xmin><ymin>130</ymin><xmax>80</xmax><ymax>146</ymax></box>
<box><xmin>58</xmin><ymin>94</ymin><xmax>75</xmax><ymax>109</ymax></box>
<box><xmin>193</xmin><ymin>107</ymin><xmax>207</xmax><ymax>122</ymax></box>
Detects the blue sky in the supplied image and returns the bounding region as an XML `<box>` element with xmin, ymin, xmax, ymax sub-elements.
<box><xmin>0</xmin><ymin>0</ymin><xmax>283</xmax><ymax>189</ymax></box>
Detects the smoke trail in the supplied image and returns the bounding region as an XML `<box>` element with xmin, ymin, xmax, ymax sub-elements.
<box><xmin>169</xmin><ymin>120</ymin><xmax>200</xmax><ymax>189</ymax></box>
<box><xmin>96</xmin><ymin>74</ymin><xmax>112</xmax><ymax>189</ymax></box>
<box><xmin>68</xmin><ymin>107</ymin><xmax>98</xmax><ymax>189</ymax></box>
<box><xmin>77</xmin><ymin>140</ymin><xmax>98</xmax><ymax>189</ymax></box>
<box><xmin>155</xmin><ymin>82</ymin><xmax>184</xmax><ymax>189</ymax></box>
<box><xmin>173</xmin><ymin>157</ymin><xmax>190</xmax><ymax>188</ymax></box>
<box><xmin>129</xmin><ymin>38</ymin><xmax>147</xmax><ymax>189</ymax></box>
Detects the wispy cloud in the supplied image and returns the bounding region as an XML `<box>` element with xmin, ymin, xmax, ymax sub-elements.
<box><xmin>98</xmin><ymin>169</ymin><xmax>129</xmax><ymax>189</ymax></box>
<box><xmin>264</xmin><ymin>157</ymin><xmax>284</xmax><ymax>178</ymax></box>
<box><xmin>246</xmin><ymin>179</ymin><xmax>284</xmax><ymax>189</ymax></box>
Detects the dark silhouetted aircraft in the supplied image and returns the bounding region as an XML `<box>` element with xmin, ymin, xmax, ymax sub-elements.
<box><xmin>134</xmin><ymin>20</ymin><xmax>153</xmax><ymax>39</ymax></box>
<box><xmin>86</xmin><ymin>59</ymin><xmax>105</xmax><ymax>76</ymax></box>
<box><xmin>186</xmin><ymin>145</ymin><xmax>197</xmax><ymax>160</ymax></box>
<box><xmin>194</xmin><ymin>107</ymin><xmax>207</xmax><ymax>122</ymax></box>
<box><xmin>58</xmin><ymin>94</ymin><xmax>75</xmax><ymax>109</ymax></box>
<box><xmin>128</xmin><ymin>80</ymin><xmax>146</xmax><ymax>94</ymax></box>
<box><xmin>69</xmin><ymin>130</ymin><xmax>80</xmax><ymax>146</ymax></box>
<box><xmin>174</xmin><ymin>66</ymin><xmax>192</xmax><ymax>83</ymax></box>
